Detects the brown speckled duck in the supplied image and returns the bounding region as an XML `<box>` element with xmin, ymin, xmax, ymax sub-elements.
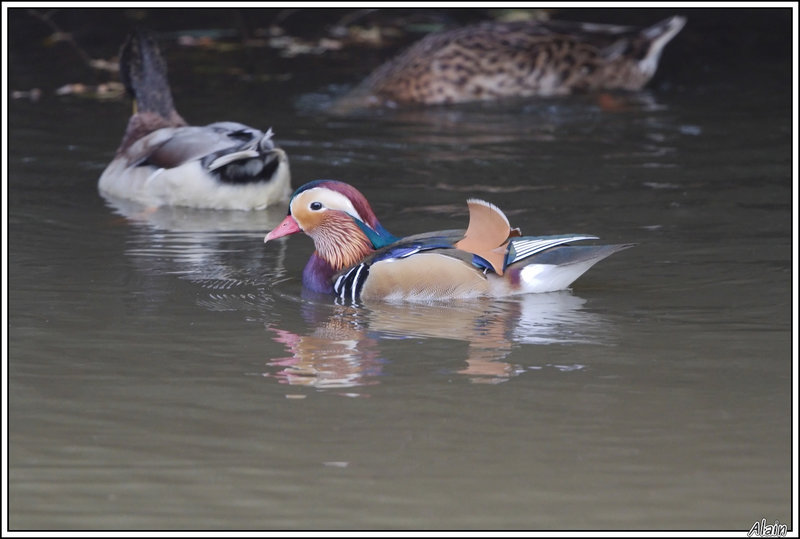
<box><xmin>98</xmin><ymin>31</ymin><xmax>291</xmax><ymax>210</ymax></box>
<box><xmin>264</xmin><ymin>180</ymin><xmax>631</xmax><ymax>302</ymax></box>
<box><xmin>334</xmin><ymin>15</ymin><xmax>686</xmax><ymax>108</ymax></box>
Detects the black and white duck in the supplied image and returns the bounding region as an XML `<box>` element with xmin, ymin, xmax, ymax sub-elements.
<box><xmin>99</xmin><ymin>31</ymin><xmax>291</xmax><ymax>210</ymax></box>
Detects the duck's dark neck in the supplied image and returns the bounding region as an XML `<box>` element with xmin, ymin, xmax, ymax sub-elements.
<box><xmin>117</xmin><ymin>110</ymin><xmax>186</xmax><ymax>155</ymax></box>
<box><xmin>302</xmin><ymin>253</ymin><xmax>338</xmax><ymax>294</ymax></box>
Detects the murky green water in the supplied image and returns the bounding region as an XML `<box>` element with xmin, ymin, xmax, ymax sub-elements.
<box><xmin>6</xmin><ymin>9</ymin><xmax>793</xmax><ymax>531</ymax></box>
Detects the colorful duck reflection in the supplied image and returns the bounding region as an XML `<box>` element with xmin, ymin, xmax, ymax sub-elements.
<box><xmin>263</xmin><ymin>291</ymin><xmax>610</xmax><ymax>391</ymax></box>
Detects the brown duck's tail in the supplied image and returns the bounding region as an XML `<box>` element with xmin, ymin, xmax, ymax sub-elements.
<box><xmin>638</xmin><ymin>16</ymin><xmax>687</xmax><ymax>75</ymax></box>
<box><xmin>119</xmin><ymin>30</ymin><xmax>182</xmax><ymax>121</ymax></box>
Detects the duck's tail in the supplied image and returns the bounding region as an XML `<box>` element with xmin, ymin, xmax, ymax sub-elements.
<box><xmin>119</xmin><ymin>30</ymin><xmax>182</xmax><ymax>122</ymax></box>
<box><xmin>505</xmin><ymin>243</ymin><xmax>635</xmax><ymax>295</ymax></box>
<box><xmin>638</xmin><ymin>15</ymin><xmax>687</xmax><ymax>76</ymax></box>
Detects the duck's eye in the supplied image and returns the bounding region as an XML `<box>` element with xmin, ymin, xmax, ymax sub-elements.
<box><xmin>309</xmin><ymin>201</ymin><xmax>323</xmax><ymax>211</ymax></box>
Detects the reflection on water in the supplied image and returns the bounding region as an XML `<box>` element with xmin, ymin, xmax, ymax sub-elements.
<box><xmin>262</xmin><ymin>292</ymin><xmax>609</xmax><ymax>390</ymax></box>
<box><xmin>109</xmin><ymin>195</ymin><xmax>290</xmax><ymax>316</ymax></box>
<box><xmin>295</xmin><ymin>88</ymin><xmax>705</xmax><ymax>188</ymax></box>
<box><xmin>102</xmin><ymin>193</ymin><xmax>287</xmax><ymax>233</ymax></box>
<box><xmin>265</xmin><ymin>306</ymin><xmax>384</xmax><ymax>390</ymax></box>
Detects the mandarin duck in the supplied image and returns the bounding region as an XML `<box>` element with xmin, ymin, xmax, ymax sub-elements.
<box><xmin>98</xmin><ymin>31</ymin><xmax>291</xmax><ymax>210</ymax></box>
<box><xmin>264</xmin><ymin>180</ymin><xmax>632</xmax><ymax>302</ymax></box>
<box><xmin>333</xmin><ymin>15</ymin><xmax>686</xmax><ymax>109</ymax></box>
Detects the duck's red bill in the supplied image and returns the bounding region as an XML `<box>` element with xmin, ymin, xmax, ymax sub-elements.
<box><xmin>265</xmin><ymin>215</ymin><xmax>301</xmax><ymax>242</ymax></box>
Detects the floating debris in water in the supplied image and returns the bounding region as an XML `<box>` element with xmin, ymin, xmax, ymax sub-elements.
<box><xmin>88</xmin><ymin>58</ymin><xmax>119</xmax><ymax>72</ymax></box>
<box><xmin>548</xmin><ymin>364</ymin><xmax>585</xmax><ymax>372</ymax></box>
<box><xmin>679</xmin><ymin>124</ymin><xmax>702</xmax><ymax>136</ymax></box>
<box><xmin>55</xmin><ymin>81</ymin><xmax>125</xmax><ymax>100</ymax></box>
<box><xmin>528</xmin><ymin>364</ymin><xmax>586</xmax><ymax>372</ymax></box>
<box><xmin>11</xmin><ymin>88</ymin><xmax>42</xmax><ymax>102</ymax></box>
<box><xmin>643</xmin><ymin>181</ymin><xmax>682</xmax><ymax>189</ymax></box>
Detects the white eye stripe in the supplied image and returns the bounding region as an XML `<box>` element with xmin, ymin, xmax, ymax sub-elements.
<box><xmin>295</xmin><ymin>187</ymin><xmax>367</xmax><ymax>223</ymax></box>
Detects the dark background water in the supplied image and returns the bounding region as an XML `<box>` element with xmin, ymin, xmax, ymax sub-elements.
<box><xmin>5</xmin><ymin>6</ymin><xmax>795</xmax><ymax>532</ymax></box>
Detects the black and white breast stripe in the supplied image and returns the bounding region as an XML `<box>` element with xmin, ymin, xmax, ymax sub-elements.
<box><xmin>333</xmin><ymin>263</ymin><xmax>371</xmax><ymax>302</ymax></box>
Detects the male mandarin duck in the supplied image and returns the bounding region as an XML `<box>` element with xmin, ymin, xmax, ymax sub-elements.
<box><xmin>98</xmin><ymin>31</ymin><xmax>291</xmax><ymax>210</ymax></box>
<box><xmin>264</xmin><ymin>180</ymin><xmax>632</xmax><ymax>301</ymax></box>
<box><xmin>333</xmin><ymin>15</ymin><xmax>686</xmax><ymax>109</ymax></box>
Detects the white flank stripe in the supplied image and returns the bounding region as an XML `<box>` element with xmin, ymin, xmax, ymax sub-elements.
<box><xmin>351</xmin><ymin>265</ymin><xmax>365</xmax><ymax>302</ymax></box>
<box><xmin>334</xmin><ymin>274</ymin><xmax>345</xmax><ymax>295</ymax></box>
<box><xmin>336</xmin><ymin>272</ymin><xmax>348</xmax><ymax>299</ymax></box>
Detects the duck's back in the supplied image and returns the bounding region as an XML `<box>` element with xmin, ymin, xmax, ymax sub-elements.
<box><xmin>339</xmin><ymin>16</ymin><xmax>685</xmax><ymax>107</ymax></box>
